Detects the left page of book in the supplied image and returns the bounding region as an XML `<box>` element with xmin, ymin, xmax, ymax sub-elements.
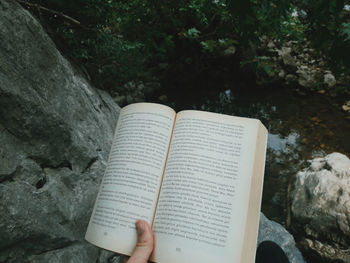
<box><xmin>85</xmin><ymin>103</ymin><xmax>176</xmax><ymax>255</ymax></box>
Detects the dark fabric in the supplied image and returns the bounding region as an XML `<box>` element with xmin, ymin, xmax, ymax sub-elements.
<box><xmin>255</xmin><ymin>241</ymin><xmax>290</xmax><ymax>263</ymax></box>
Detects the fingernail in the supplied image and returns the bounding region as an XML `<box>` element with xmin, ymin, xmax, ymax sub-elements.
<box><xmin>136</xmin><ymin>220</ymin><xmax>145</xmax><ymax>236</ymax></box>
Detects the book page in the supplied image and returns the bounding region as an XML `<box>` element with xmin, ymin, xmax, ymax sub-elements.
<box><xmin>151</xmin><ymin>110</ymin><xmax>263</xmax><ymax>263</ymax></box>
<box><xmin>240</xmin><ymin>123</ymin><xmax>267</xmax><ymax>263</ymax></box>
<box><xmin>85</xmin><ymin>103</ymin><xmax>175</xmax><ymax>255</ymax></box>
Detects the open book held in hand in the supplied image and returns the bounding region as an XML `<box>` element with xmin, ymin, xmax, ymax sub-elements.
<box><xmin>85</xmin><ymin>103</ymin><xmax>268</xmax><ymax>263</ymax></box>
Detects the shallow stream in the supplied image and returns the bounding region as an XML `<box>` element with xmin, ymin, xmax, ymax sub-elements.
<box><xmin>152</xmin><ymin>84</ymin><xmax>350</xmax><ymax>224</ymax></box>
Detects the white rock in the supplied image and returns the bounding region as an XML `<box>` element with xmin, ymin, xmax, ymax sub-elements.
<box><xmin>291</xmin><ymin>152</ymin><xmax>350</xmax><ymax>262</ymax></box>
<box><xmin>342</xmin><ymin>101</ymin><xmax>350</xmax><ymax>112</ymax></box>
<box><xmin>324</xmin><ymin>73</ymin><xmax>337</xmax><ymax>87</ymax></box>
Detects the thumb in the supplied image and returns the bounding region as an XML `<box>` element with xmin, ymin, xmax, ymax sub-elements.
<box><xmin>127</xmin><ymin>220</ymin><xmax>154</xmax><ymax>263</ymax></box>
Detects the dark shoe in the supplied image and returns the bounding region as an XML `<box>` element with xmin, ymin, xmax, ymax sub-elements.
<box><xmin>256</xmin><ymin>241</ymin><xmax>290</xmax><ymax>263</ymax></box>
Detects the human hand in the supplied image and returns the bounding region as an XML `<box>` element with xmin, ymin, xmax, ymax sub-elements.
<box><xmin>125</xmin><ymin>220</ymin><xmax>154</xmax><ymax>263</ymax></box>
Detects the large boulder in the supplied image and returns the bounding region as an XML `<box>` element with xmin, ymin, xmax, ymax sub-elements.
<box><xmin>291</xmin><ymin>153</ymin><xmax>350</xmax><ymax>262</ymax></box>
<box><xmin>258</xmin><ymin>213</ymin><xmax>305</xmax><ymax>263</ymax></box>
<box><xmin>0</xmin><ymin>0</ymin><xmax>120</xmax><ymax>262</ymax></box>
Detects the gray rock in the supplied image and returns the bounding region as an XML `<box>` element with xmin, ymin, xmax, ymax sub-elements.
<box><xmin>291</xmin><ymin>152</ymin><xmax>350</xmax><ymax>262</ymax></box>
<box><xmin>97</xmin><ymin>250</ymin><xmax>121</xmax><ymax>263</ymax></box>
<box><xmin>28</xmin><ymin>242</ymin><xmax>99</xmax><ymax>263</ymax></box>
<box><xmin>258</xmin><ymin>213</ymin><xmax>305</xmax><ymax>263</ymax></box>
<box><xmin>324</xmin><ymin>73</ymin><xmax>337</xmax><ymax>87</ymax></box>
<box><xmin>278</xmin><ymin>47</ymin><xmax>297</xmax><ymax>72</ymax></box>
<box><xmin>296</xmin><ymin>66</ymin><xmax>317</xmax><ymax>88</ymax></box>
<box><xmin>0</xmin><ymin>0</ymin><xmax>120</xmax><ymax>262</ymax></box>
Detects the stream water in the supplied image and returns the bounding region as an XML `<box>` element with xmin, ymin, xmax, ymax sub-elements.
<box><xmin>151</xmin><ymin>83</ymin><xmax>350</xmax><ymax>224</ymax></box>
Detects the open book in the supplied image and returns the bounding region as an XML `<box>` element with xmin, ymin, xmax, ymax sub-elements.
<box><xmin>85</xmin><ymin>103</ymin><xmax>267</xmax><ymax>263</ymax></box>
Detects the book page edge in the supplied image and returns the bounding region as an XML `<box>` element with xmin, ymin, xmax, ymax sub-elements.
<box><xmin>239</xmin><ymin>121</ymin><xmax>268</xmax><ymax>263</ymax></box>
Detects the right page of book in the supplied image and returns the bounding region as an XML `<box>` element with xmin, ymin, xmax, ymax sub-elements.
<box><xmin>151</xmin><ymin>110</ymin><xmax>267</xmax><ymax>263</ymax></box>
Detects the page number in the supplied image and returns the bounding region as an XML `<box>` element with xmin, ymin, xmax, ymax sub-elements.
<box><xmin>176</xmin><ymin>248</ymin><xmax>181</xmax><ymax>252</ymax></box>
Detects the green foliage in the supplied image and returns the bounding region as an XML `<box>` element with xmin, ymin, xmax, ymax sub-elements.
<box><xmin>26</xmin><ymin>0</ymin><xmax>350</xmax><ymax>91</ymax></box>
<box><xmin>37</xmin><ymin>0</ymin><xmax>115</xmax><ymax>25</ymax></box>
<box><xmin>113</xmin><ymin>0</ymin><xmax>235</xmax><ymax>60</ymax></box>
<box><xmin>30</xmin><ymin>0</ymin><xmax>147</xmax><ymax>90</ymax></box>
<box><xmin>279</xmin><ymin>11</ymin><xmax>306</xmax><ymax>41</ymax></box>
<box><xmin>341</xmin><ymin>22</ymin><xmax>350</xmax><ymax>41</ymax></box>
<box><xmin>293</xmin><ymin>0</ymin><xmax>350</xmax><ymax>73</ymax></box>
<box><xmin>226</xmin><ymin>0</ymin><xmax>293</xmax><ymax>41</ymax></box>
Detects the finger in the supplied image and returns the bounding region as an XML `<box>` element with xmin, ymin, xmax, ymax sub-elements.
<box><xmin>127</xmin><ymin>220</ymin><xmax>154</xmax><ymax>263</ymax></box>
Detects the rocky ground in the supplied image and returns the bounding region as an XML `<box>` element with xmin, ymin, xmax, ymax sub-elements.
<box><xmin>258</xmin><ymin>37</ymin><xmax>349</xmax><ymax>93</ymax></box>
<box><xmin>257</xmin><ymin>37</ymin><xmax>350</xmax><ymax>119</ymax></box>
